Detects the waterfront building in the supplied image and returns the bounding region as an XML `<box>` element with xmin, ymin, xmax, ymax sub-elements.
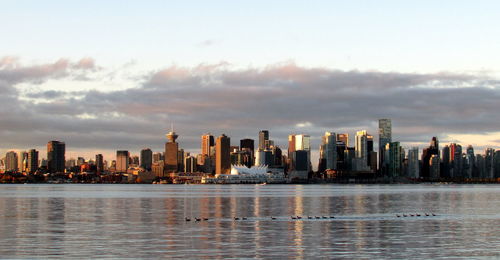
<box><xmin>47</xmin><ymin>141</ymin><xmax>65</xmax><ymax>173</ymax></box>
<box><xmin>429</xmin><ymin>154</ymin><xmax>440</xmax><ymax>179</ymax></box>
<box><xmin>441</xmin><ymin>145</ymin><xmax>451</xmax><ymax>178</ymax></box>
<box><xmin>95</xmin><ymin>154</ymin><xmax>104</xmax><ymax>173</ymax></box>
<box><xmin>485</xmin><ymin>148</ymin><xmax>495</xmax><ymax>178</ymax></box>
<box><xmin>216</xmin><ymin>134</ymin><xmax>231</xmax><ymax>175</ymax></box>
<box><xmin>18</xmin><ymin>151</ymin><xmax>28</xmax><ymax>173</ymax></box>
<box><xmin>355</xmin><ymin>130</ymin><xmax>369</xmax><ymax>171</ymax></box>
<box><xmin>5</xmin><ymin>151</ymin><xmax>18</xmax><ymax>172</ymax></box>
<box><xmin>184</xmin><ymin>155</ymin><xmax>197</xmax><ymax>173</ymax></box>
<box><xmin>378</xmin><ymin>119</ymin><xmax>392</xmax><ymax>175</ymax></box>
<box><xmin>407</xmin><ymin>147</ymin><xmax>419</xmax><ymax>178</ymax></box>
<box><xmin>421</xmin><ymin>137</ymin><xmax>439</xmax><ymax>179</ymax></box>
<box><xmin>140</xmin><ymin>148</ymin><xmax>152</xmax><ymax>170</ymax></box>
<box><xmin>27</xmin><ymin>149</ymin><xmax>39</xmax><ymax>174</ymax></box>
<box><xmin>116</xmin><ymin>150</ymin><xmax>129</xmax><ymax>173</ymax></box>
<box><xmin>165</xmin><ymin>130</ymin><xmax>179</xmax><ymax>173</ymax></box>
<box><xmin>450</xmin><ymin>143</ymin><xmax>463</xmax><ymax>178</ymax></box>
<box><xmin>320</xmin><ymin>132</ymin><xmax>337</xmax><ymax>171</ymax></box>
<box><xmin>259</xmin><ymin>130</ymin><xmax>269</xmax><ymax>150</ymax></box>
<box><xmin>388</xmin><ymin>142</ymin><xmax>402</xmax><ymax>177</ymax></box>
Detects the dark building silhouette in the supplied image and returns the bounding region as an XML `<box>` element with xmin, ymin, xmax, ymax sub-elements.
<box><xmin>421</xmin><ymin>137</ymin><xmax>439</xmax><ymax>179</ymax></box>
<box><xmin>95</xmin><ymin>154</ymin><xmax>104</xmax><ymax>173</ymax></box>
<box><xmin>47</xmin><ymin>141</ymin><xmax>65</xmax><ymax>173</ymax></box>
<box><xmin>140</xmin><ymin>148</ymin><xmax>153</xmax><ymax>170</ymax></box>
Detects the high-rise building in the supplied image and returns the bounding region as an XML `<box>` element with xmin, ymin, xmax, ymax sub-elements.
<box><xmin>5</xmin><ymin>151</ymin><xmax>18</xmax><ymax>172</ymax></box>
<box><xmin>429</xmin><ymin>154</ymin><xmax>440</xmax><ymax>179</ymax></box>
<box><xmin>140</xmin><ymin>148</ymin><xmax>153</xmax><ymax>170</ymax></box>
<box><xmin>407</xmin><ymin>147</ymin><xmax>419</xmax><ymax>178</ymax></box>
<box><xmin>485</xmin><ymin>148</ymin><xmax>495</xmax><ymax>178</ymax></box>
<box><xmin>441</xmin><ymin>145</ymin><xmax>451</xmax><ymax>178</ymax></box>
<box><xmin>184</xmin><ymin>156</ymin><xmax>197</xmax><ymax>173</ymax></box>
<box><xmin>18</xmin><ymin>151</ymin><xmax>28</xmax><ymax>173</ymax></box>
<box><xmin>95</xmin><ymin>154</ymin><xmax>104</xmax><ymax>173</ymax></box>
<box><xmin>388</xmin><ymin>142</ymin><xmax>402</xmax><ymax>177</ymax></box>
<box><xmin>378</xmin><ymin>119</ymin><xmax>392</xmax><ymax>175</ymax></box>
<box><xmin>216</xmin><ymin>134</ymin><xmax>230</xmax><ymax>175</ymax></box>
<box><xmin>494</xmin><ymin>150</ymin><xmax>500</xmax><ymax>178</ymax></box>
<box><xmin>259</xmin><ymin>130</ymin><xmax>269</xmax><ymax>150</ymax></box>
<box><xmin>240</xmin><ymin>139</ymin><xmax>254</xmax><ymax>153</ymax></box>
<box><xmin>47</xmin><ymin>141</ymin><xmax>65</xmax><ymax>173</ymax></box>
<box><xmin>321</xmin><ymin>132</ymin><xmax>337</xmax><ymax>170</ymax></box>
<box><xmin>153</xmin><ymin>152</ymin><xmax>163</xmax><ymax>163</ymax></box>
<box><xmin>201</xmin><ymin>134</ymin><xmax>214</xmax><ymax>156</ymax></box>
<box><xmin>421</xmin><ymin>137</ymin><xmax>439</xmax><ymax>179</ymax></box>
<box><xmin>116</xmin><ymin>150</ymin><xmax>129</xmax><ymax>173</ymax></box>
<box><xmin>165</xmin><ymin>130</ymin><xmax>179</xmax><ymax>173</ymax></box>
<box><xmin>288</xmin><ymin>134</ymin><xmax>311</xmax><ymax>172</ymax></box>
<box><xmin>337</xmin><ymin>133</ymin><xmax>349</xmax><ymax>147</ymax></box>
<box><xmin>464</xmin><ymin>145</ymin><xmax>475</xmax><ymax>178</ymax></box>
<box><xmin>450</xmin><ymin>143</ymin><xmax>462</xmax><ymax>178</ymax></box>
<box><xmin>27</xmin><ymin>149</ymin><xmax>39</xmax><ymax>174</ymax></box>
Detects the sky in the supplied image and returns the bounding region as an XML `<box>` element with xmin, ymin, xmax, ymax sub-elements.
<box><xmin>1</xmin><ymin>1</ymin><xmax>500</xmax><ymax>166</ymax></box>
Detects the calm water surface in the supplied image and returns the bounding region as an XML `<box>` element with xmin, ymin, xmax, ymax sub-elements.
<box><xmin>0</xmin><ymin>184</ymin><xmax>499</xmax><ymax>259</ymax></box>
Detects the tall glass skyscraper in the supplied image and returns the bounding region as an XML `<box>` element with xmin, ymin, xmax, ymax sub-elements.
<box><xmin>378</xmin><ymin>119</ymin><xmax>392</xmax><ymax>174</ymax></box>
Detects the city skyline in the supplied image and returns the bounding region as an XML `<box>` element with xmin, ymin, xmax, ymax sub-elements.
<box><xmin>1</xmin><ymin>1</ymin><xmax>500</xmax><ymax>164</ymax></box>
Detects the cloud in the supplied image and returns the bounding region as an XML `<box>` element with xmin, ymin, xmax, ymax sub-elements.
<box><xmin>1</xmin><ymin>59</ymin><xmax>500</xmax><ymax>162</ymax></box>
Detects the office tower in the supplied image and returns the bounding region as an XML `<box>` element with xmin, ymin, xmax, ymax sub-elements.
<box><xmin>336</xmin><ymin>138</ymin><xmax>347</xmax><ymax>170</ymax></box>
<box><xmin>464</xmin><ymin>145</ymin><xmax>475</xmax><ymax>178</ymax></box>
<box><xmin>441</xmin><ymin>145</ymin><xmax>451</xmax><ymax>178</ymax></box>
<box><xmin>140</xmin><ymin>148</ymin><xmax>153</xmax><ymax>170</ymax></box>
<box><xmin>259</xmin><ymin>130</ymin><xmax>269</xmax><ymax>150</ymax></box>
<box><xmin>47</xmin><ymin>141</ymin><xmax>65</xmax><ymax>173</ymax></box>
<box><xmin>407</xmin><ymin>147</ymin><xmax>419</xmax><ymax>178</ymax></box>
<box><xmin>17</xmin><ymin>151</ymin><xmax>28</xmax><ymax>173</ymax></box>
<box><xmin>201</xmin><ymin>134</ymin><xmax>214</xmax><ymax>156</ymax></box>
<box><xmin>116</xmin><ymin>150</ymin><xmax>129</xmax><ymax>173</ymax></box>
<box><xmin>494</xmin><ymin>150</ymin><xmax>500</xmax><ymax>178</ymax></box>
<box><xmin>240</xmin><ymin>139</ymin><xmax>255</xmax><ymax>153</ymax></box>
<box><xmin>5</xmin><ymin>151</ymin><xmax>18</xmax><ymax>172</ymax></box>
<box><xmin>450</xmin><ymin>143</ymin><xmax>463</xmax><ymax>178</ymax></box>
<box><xmin>272</xmin><ymin>146</ymin><xmax>283</xmax><ymax>167</ymax></box>
<box><xmin>378</xmin><ymin>119</ymin><xmax>392</xmax><ymax>174</ymax></box>
<box><xmin>95</xmin><ymin>154</ymin><xmax>104</xmax><ymax>173</ymax></box>
<box><xmin>131</xmin><ymin>156</ymin><xmax>139</xmax><ymax>166</ymax></box>
<box><xmin>216</xmin><ymin>134</ymin><xmax>230</xmax><ymax>175</ymax></box>
<box><xmin>388</xmin><ymin>142</ymin><xmax>402</xmax><ymax>177</ymax></box>
<box><xmin>153</xmin><ymin>152</ymin><xmax>163</xmax><ymax>163</ymax></box>
<box><xmin>184</xmin><ymin>156</ymin><xmax>197</xmax><ymax>173</ymax></box>
<box><xmin>421</xmin><ymin>137</ymin><xmax>439</xmax><ymax>179</ymax></box>
<box><xmin>177</xmin><ymin>149</ymin><xmax>185</xmax><ymax>171</ymax></box>
<box><xmin>27</xmin><ymin>149</ymin><xmax>39</xmax><ymax>174</ymax></box>
<box><xmin>354</xmin><ymin>130</ymin><xmax>370</xmax><ymax>171</ymax></box>
<box><xmin>322</xmin><ymin>132</ymin><xmax>337</xmax><ymax>170</ymax></box>
<box><xmin>485</xmin><ymin>148</ymin><xmax>495</xmax><ymax>178</ymax></box>
<box><xmin>429</xmin><ymin>154</ymin><xmax>440</xmax><ymax>179</ymax></box>
<box><xmin>337</xmin><ymin>133</ymin><xmax>349</xmax><ymax>147</ymax></box>
<box><xmin>165</xmin><ymin>130</ymin><xmax>179</xmax><ymax>173</ymax></box>
<box><xmin>288</xmin><ymin>134</ymin><xmax>311</xmax><ymax>172</ymax></box>
<box><xmin>366</xmin><ymin>134</ymin><xmax>375</xmax><ymax>170</ymax></box>
<box><xmin>476</xmin><ymin>154</ymin><xmax>486</xmax><ymax>178</ymax></box>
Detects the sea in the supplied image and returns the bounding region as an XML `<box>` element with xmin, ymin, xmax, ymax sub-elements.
<box><xmin>0</xmin><ymin>184</ymin><xmax>499</xmax><ymax>259</ymax></box>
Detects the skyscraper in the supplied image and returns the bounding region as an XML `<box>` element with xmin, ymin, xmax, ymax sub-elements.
<box><xmin>95</xmin><ymin>154</ymin><xmax>104</xmax><ymax>173</ymax></box>
<box><xmin>140</xmin><ymin>148</ymin><xmax>153</xmax><ymax>170</ymax></box>
<box><xmin>288</xmin><ymin>134</ymin><xmax>311</xmax><ymax>172</ymax></box>
<box><xmin>388</xmin><ymin>142</ymin><xmax>402</xmax><ymax>177</ymax></box>
<box><xmin>201</xmin><ymin>134</ymin><xmax>214</xmax><ymax>156</ymax></box>
<box><xmin>165</xmin><ymin>130</ymin><xmax>179</xmax><ymax>173</ymax></box>
<box><xmin>259</xmin><ymin>130</ymin><xmax>269</xmax><ymax>150</ymax></box>
<box><xmin>421</xmin><ymin>137</ymin><xmax>439</xmax><ymax>179</ymax></box>
<box><xmin>18</xmin><ymin>151</ymin><xmax>28</xmax><ymax>173</ymax></box>
<box><xmin>5</xmin><ymin>151</ymin><xmax>18</xmax><ymax>172</ymax></box>
<box><xmin>450</xmin><ymin>143</ymin><xmax>462</xmax><ymax>178</ymax></box>
<box><xmin>27</xmin><ymin>149</ymin><xmax>39</xmax><ymax>174</ymax></box>
<box><xmin>407</xmin><ymin>147</ymin><xmax>419</xmax><ymax>178</ymax></box>
<box><xmin>116</xmin><ymin>150</ymin><xmax>129</xmax><ymax>173</ymax></box>
<box><xmin>240</xmin><ymin>139</ymin><xmax>254</xmax><ymax>153</ymax></box>
<box><xmin>323</xmin><ymin>132</ymin><xmax>337</xmax><ymax>170</ymax></box>
<box><xmin>378</xmin><ymin>119</ymin><xmax>392</xmax><ymax>175</ymax></box>
<box><xmin>47</xmin><ymin>141</ymin><xmax>65</xmax><ymax>173</ymax></box>
<box><xmin>337</xmin><ymin>133</ymin><xmax>349</xmax><ymax>147</ymax></box>
<box><xmin>216</xmin><ymin>134</ymin><xmax>231</xmax><ymax>175</ymax></box>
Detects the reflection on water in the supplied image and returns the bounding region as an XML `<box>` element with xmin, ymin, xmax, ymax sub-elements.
<box><xmin>0</xmin><ymin>184</ymin><xmax>499</xmax><ymax>258</ymax></box>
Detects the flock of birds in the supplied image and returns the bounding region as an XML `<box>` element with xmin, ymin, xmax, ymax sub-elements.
<box><xmin>185</xmin><ymin>213</ymin><xmax>439</xmax><ymax>222</ymax></box>
<box><xmin>396</xmin><ymin>213</ymin><xmax>437</xmax><ymax>217</ymax></box>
